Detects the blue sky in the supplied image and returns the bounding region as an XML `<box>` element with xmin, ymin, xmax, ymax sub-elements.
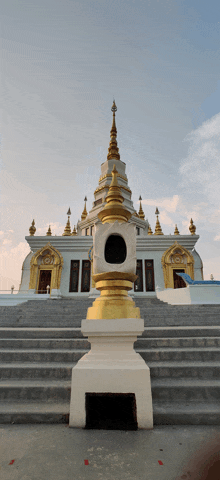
<box><xmin>0</xmin><ymin>0</ymin><xmax>220</xmax><ymax>288</ymax></box>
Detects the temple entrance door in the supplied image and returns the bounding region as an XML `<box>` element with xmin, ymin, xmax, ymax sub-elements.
<box><xmin>173</xmin><ymin>269</ymin><xmax>185</xmax><ymax>289</ymax></box>
<box><xmin>38</xmin><ymin>270</ymin><xmax>52</xmax><ymax>294</ymax></box>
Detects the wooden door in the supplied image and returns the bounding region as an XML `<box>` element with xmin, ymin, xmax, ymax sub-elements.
<box><xmin>173</xmin><ymin>269</ymin><xmax>186</xmax><ymax>289</ymax></box>
<box><xmin>38</xmin><ymin>270</ymin><xmax>51</xmax><ymax>294</ymax></box>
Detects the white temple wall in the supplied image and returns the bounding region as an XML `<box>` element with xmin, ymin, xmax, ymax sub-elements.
<box><xmin>19</xmin><ymin>252</ymin><xmax>34</xmax><ymax>292</ymax></box>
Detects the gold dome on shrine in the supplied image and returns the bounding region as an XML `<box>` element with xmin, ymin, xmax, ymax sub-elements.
<box><xmin>98</xmin><ymin>164</ymin><xmax>132</xmax><ymax>223</ymax></box>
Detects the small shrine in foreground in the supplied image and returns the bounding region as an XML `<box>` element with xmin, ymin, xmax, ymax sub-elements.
<box><xmin>19</xmin><ymin>101</ymin><xmax>203</xmax><ymax>298</ymax></box>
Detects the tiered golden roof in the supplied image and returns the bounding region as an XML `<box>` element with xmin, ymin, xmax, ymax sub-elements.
<box><xmin>98</xmin><ymin>164</ymin><xmax>132</xmax><ymax>224</ymax></box>
<box><xmin>107</xmin><ymin>100</ymin><xmax>120</xmax><ymax>161</ymax></box>
<box><xmin>62</xmin><ymin>208</ymin><xmax>72</xmax><ymax>236</ymax></box>
<box><xmin>46</xmin><ymin>225</ymin><xmax>52</xmax><ymax>236</ymax></box>
<box><xmin>154</xmin><ymin>207</ymin><xmax>163</xmax><ymax>235</ymax></box>
<box><xmin>174</xmin><ymin>224</ymin><xmax>179</xmax><ymax>235</ymax></box>
<box><xmin>138</xmin><ymin>196</ymin><xmax>145</xmax><ymax>219</ymax></box>
<box><xmin>29</xmin><ymin>220</ymin><xmax>36</xmax><ymax>236</ymax></box>
<box><xmin>81</xmin><ymin>197</ymin><xmax>87</xmax><ymax>221</ymax></box>
<box><xmin>72</xmin><ymin>225</ymin><xmax>77</xmax><ymax>236</ymax></box>
<box><xmin>189</xmin><ymin>218</ymin><xmax>196</xmax><ymax>235</ymax></box>
<box><xmin>148</xmin><ymin>224</ymin><xmax>153</xmax><ymax>235</ymax></box>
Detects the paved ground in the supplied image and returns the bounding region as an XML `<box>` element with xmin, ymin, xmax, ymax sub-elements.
<box><xmin>1</xmin><ymin>425</ymin><xmax>220</xmax><ymax>480</ymax></box>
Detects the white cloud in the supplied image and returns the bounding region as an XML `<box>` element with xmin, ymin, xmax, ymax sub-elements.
<box><xmin>180</xmin><ymin>113</ymin><xmax>220</xmax><ymax>206</ymax></box>
<box><xmin>0</xmin><ymin>241</ymin><xmax>30</xmax><ymax>290</ymax></box>
<box><xmin>141</xmin><ymin>195</ymin><xmax>179</xmax><ymax>212</ymax></box>
<box><xmin>2</xmin><ymin>239</ymin><xmax>12</xmax><ymax>245</ymax></box>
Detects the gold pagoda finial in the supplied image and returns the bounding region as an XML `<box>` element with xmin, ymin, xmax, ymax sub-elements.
<box><xmin>154</xmin><ymin>207</ymin><xmax>163</xmax><ymax>235</ymax></box>
<box><xmin>138</xmin><ymin>195</ymin><xmax>145</xmax><ymax>219</ymax></box>
<box><xmin>62</xmin><ymin>208</ymin><xmax>72</xmax><ymax>236</ymax></box>
<box><xmin>29</xmin><ymin>219</ymin><xmax>36</xmax><ymax>236</ymax></box>
<box><xmin>81</xmin><ymin>197</ymin><xmax>87</xmax><ymax>221</ymax></box>
<box><xmin>98</xmin><ymin>164</ymin><xmax>131</xmax><ymax>223</ymax></box>
<box><xmin>107</xmin><ymin>100</ymin><xmax>120</xmax><ymax>161</ymax></box>
<box><xmin>46</xmin><ymin>225</ymin><xmax>52</xmax><ymax>236</ymax></box>
<box><xmin>72</xmin><ymin>225</ymin><xmax>77</xmax><ymax>236</ymax></box>
<box><xmin>148</xmin><ymin>224</ymin><xmax>153</xmax><ymax>235</ymax></box>
<box><xmin>174</xmin><ymin>224</ymin><xmax>179</xmax><ymax>235</ymax></box>
<box><xmin>189</xmin><ymin>218</ymin><xmax>196</xmax><ymax>235</ymax></box>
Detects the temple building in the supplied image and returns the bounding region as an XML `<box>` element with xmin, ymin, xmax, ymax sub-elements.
<box><xmin>19</xmin><ymin>102</ymin><xmax>203</xmax><ymax>298</ymax></box>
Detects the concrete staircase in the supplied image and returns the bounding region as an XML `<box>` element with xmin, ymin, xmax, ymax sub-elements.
<box><xmin>0</xmin><ymin>297</ymin><xmax>220</xmax><ymax>425</ymax></box>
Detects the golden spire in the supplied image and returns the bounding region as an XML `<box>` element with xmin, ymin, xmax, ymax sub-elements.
<box><xmin>148</xmin><ymin>224</ymin><xmax>153</xmax><ymax>235</ymax></box>
<box><xmin>46</xmin><ymin>225</ymin><xmax>52</xmax><ymax>236</ymax></box>
<box><xmin>29</xmin><ymin>219</ymin><xmax>36</xmax><ymax>236</ymax></box>
<box><xmin>138</xmin><ymin>195</ymin><xmax>145</xmax><ymax>219</ymax></box>
<box><xmin>107</xmin><ymin>100</ymin><xmax>120</xmax><ymax>161</ymax></box>
<box><xmin>154</xmin><ymin>207</ymin><xmax>163</xmax><ymax>235</ymax></box>
<box><xmin>174</xmin><ymin>224</ymin><xmax>179</xmax><ymax>235</ymax></box>
<box><xmin>62</xmin><ymin>208</ymin><xmax>72</xmax><ymax>236</ymax></box>
<box><xmin>189</xmin><ymin>218</ymin><xmax>196</xmax><ymax>235</ymax></box>
<box><xmin>81</xmin><ymin>197</ymin><xmax>87</xmax><ymax>221</ymax></box>
<box><xmin>98</xmin><ymin>164</ymin><xmax>131</xmax><ymax>223</ymax></box>
<box><xmin>72</xmin><ymin>225</ymin><xmax>77</xmax><ymax>236</ymax></box>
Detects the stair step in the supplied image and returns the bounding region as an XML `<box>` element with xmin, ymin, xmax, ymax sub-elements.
<box><xmin>0</xmin><ymin>327</ymin><xmax>83</xmax><ymax>338</ymax></box>
<box><xmin>148</xmin><ymin>361</ymin><xmax>220</xmax><ymax>378</ymax></box>
<box><xmin>0</xmin><ymin>339</ymin><xmax>90</xmax><ymax>349</ymax></box>
<box><xmin>0</xmin><ymin>401</ymin><xmax>70</xmax><ymax>424</ymax></box>
<box><xmin>153</xmin><ymin>402</ymin><xmax>220</xmax><ymax>425</ymax></box>
<box><xmin>0</xmin><ymin>362</ymin><xmax>75</xmax><ymax>379</ymax></box>
<box><xmin>0</xmin><ymin>349</ymin><xmax>88</xmax><ymax>362</ymax></box>
<box><xmin>0</xmin><ymin>379</ymin><xmax>71</xmax><ymax>401</ymax></box>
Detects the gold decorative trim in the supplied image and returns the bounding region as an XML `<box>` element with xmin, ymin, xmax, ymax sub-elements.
<box><xmin>29</xmin><ymin>243</ymin><xmax>64</xmax><ymax>291</ymax></box>
<box><xmin>93</xmin><ymin>272</ymin><xmax>137</xmax><ymax>283</ymax></box>
<box><xmin>99</xmin><ymin>173</ymin><xmax>128</xmax><ymax>183</ymax></box>
<box><xmin>94</xmin><ymin>184</ymin><xmax>131</xmax><ymax>195</ymax></box>
<box><xmin>161</xmin><ymin>241</ymin><xmax>194</xmax><ymax>289</ymax></box>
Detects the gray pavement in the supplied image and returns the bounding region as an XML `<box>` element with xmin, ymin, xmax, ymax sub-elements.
<box><xmin>1</xmin><ymin>425</ymin><xmax>220</xmax><ymax>480</ymax></box>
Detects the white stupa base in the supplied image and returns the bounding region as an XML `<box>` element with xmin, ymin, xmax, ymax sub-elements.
<box><xmin>69</xmin><ymin>318</ymin><xmax>153</xmax><ymax>430</ymax></box>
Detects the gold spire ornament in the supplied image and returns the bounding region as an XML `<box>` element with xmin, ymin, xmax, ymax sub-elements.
<box><xmin>174</xmin><ymin>224</ymin><xmax>179</xmax><ymax>235</ymax></box>
<box><xmin>154</xmin><ymin>207</ymin><xmax>163</xmax><ymax>235</ymax></box>
<box><xmin>46</xmin><ymin>225</ymin><xmax>52</xmax><ymax>236</ymax></box>
<box><xmin>62</xmin><ymin>208</ymin><xmax>72</xmax><ymax>236</ymax></box>
<box><xmin>29</xmin><ymin>219</ymin><xmax>36</xmax><ymax>236</ymax></box>
<box><xmin>138</xmin><ymin>196</ymin><xmax>145</xmax><ymax>219</ymax></box>
<box><xmin>72</xmin><ymin>225</ymin><xmax>77</xmax><ymax>236</ymax></box>
<box><xmin>81</xmin><ymin>197</ymin><xmax>87</xmax><ymax>221</ymax></box>
<box><xmin>107</xmin><ymin>100</ymin><xmax>120</xmax><ymax>161</ymax></box>
<box><xmin>189</xmin><ymin>218</ymin><xmax>196</xmax><ymax>235</ymax></box>
<box><xmin>148</xmin><ymin>224</ymin><xmax>153</xmax><ymax>235</ymax></box>
<box><xmin>98</xmin><ymin>165</ymin><xmax>131</xmax><ymax>224</ymax></box>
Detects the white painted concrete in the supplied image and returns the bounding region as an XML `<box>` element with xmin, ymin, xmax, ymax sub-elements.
<box><xmin>0</xmin><ymin>293</ymin><xmax>50</xmax><ymax>306</ymax></box>
<box><xmin>93</xmin><ymin>221</ymin><xmax>136</xmax><ymax>275</ymax></box>
<box><xmin>156</xmin><ymin>284</ymin><xmax>220</xmax><ymax>304</ymax></box>
<box><xmin>69</xmin><ymin>318</ymin><xmax>153</xmax><ymax>430</ymax></box>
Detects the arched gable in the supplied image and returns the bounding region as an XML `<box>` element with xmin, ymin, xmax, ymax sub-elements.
<box><xmin>161</xmin><ymin>241</ymin><xmax>194</xmax><ymax>289</ymax></box>
<box><xmin>29</xmin><ymin>243</ymin><xmax>64</xmax><ymax>291</ymax></box>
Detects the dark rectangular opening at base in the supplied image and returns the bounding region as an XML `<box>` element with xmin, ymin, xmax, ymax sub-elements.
<box><xmin>85</xmin><ymin>392</ymin><xmax>138</xmax><ymax>430</ymax></box>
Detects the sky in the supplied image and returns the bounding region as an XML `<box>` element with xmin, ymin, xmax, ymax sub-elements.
<box><xmin>0</xmin><ymin>0</ymin><xmax>220</xmax><ymax>289</ymax></box>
